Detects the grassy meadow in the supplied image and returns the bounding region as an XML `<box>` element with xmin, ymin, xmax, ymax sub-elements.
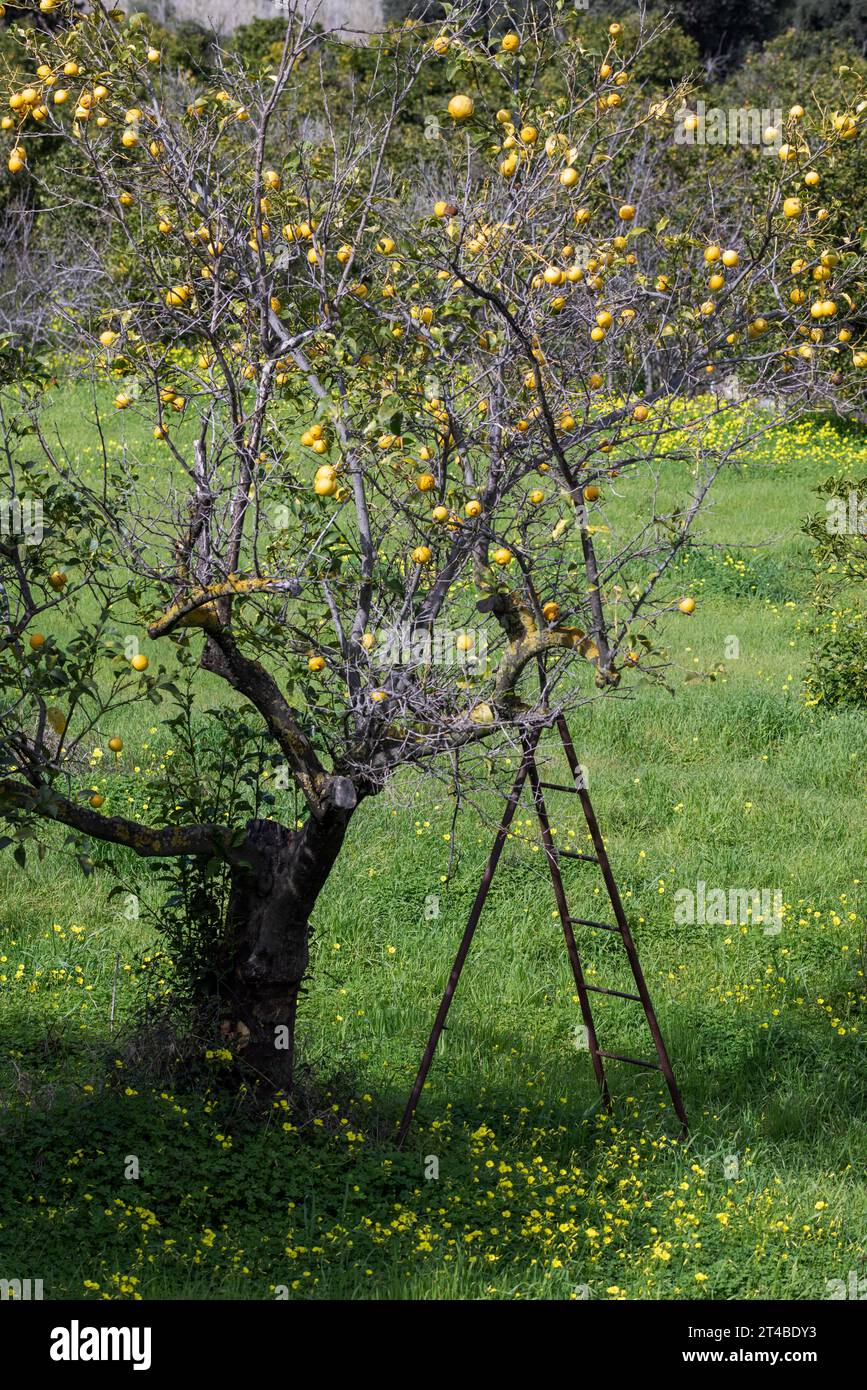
<box><xmin>1</xmin><ymin>384</ymin><xmax>866</xmax><ymax>1300</ymax></box>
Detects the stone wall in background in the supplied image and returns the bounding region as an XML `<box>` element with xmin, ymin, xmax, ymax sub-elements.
<box><xmin>143</xmin><ymin>0</ymin><xmax>384</xmax><ymax>37</ymax></box>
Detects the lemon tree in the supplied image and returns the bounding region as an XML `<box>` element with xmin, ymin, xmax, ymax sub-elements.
<box><xmin>0</xmin><ymin>2</ymin><xmax>862</xmax><ymax>1088</ymax></box>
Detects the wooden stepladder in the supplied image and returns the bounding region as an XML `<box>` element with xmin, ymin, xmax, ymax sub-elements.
<box><xmin>396</xmin><ymin>710</ymin><xmax>688</xmax><ymax>1146</ymax></box>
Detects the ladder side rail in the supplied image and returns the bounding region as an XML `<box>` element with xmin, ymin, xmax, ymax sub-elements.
<box><xmin>395</xmin><ymin>734</ymin><xmax>540</xmax><ymax>1148</ymax></box>
<box><xmin>526</xmin><ymin>756</ymin><xmax>611</xmax><ymax>1109</ymax></box>
<box><xmin>554</xmin><ymin>714</ymin><xmax>689</xmax><ymax>1131</ymax></box>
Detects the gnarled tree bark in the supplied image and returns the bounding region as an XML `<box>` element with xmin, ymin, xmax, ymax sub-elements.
<box><xmin>222</xmin><ymin>789</ymin><xmax>356</xmax><ymax>1090</ymax></box>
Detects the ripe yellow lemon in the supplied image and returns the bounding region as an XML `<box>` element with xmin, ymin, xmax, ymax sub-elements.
<box><xmin>130</xmin><ymin>654</ymin><xmax>149</xmax><ymax>672</ymax></box>
<box><xmin>470</xmin><ymin>703</ymin><xmax>494</xmax><ymax>724</ymax></box>
<box><xmin>447</xmin><ymin>95</ymin><xmax>474</xmax><ymax>121</ymax></box>
<box><xmin>47</xmin><ymin>707</ymin><xmax>67</xmax><ymax>735</ymax></box>
<box><xmin>678</xmin><ymin>597</ymin><xmax>696</xmax><ymax>614</ymax></box>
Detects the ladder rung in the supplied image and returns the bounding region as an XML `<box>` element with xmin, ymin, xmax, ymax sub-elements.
<box><xmin>568</xmin><ymin>917</ymin><xmax>622</xmax><ymax>933</ymax></box>
<box><xmin>597</xmin><ymin>1051</ymin><xmax>661</xmax><ymax>1071</ymax></box>
<box><xmin>538</xmin><ymin>781</ymin><xmax>582</xmax><ymax>795</ymax></box>
<box><xmin>558</xmin><ymin>849</ymin><xmax>599</xmax><ymax>864</ymax></box>
<box><xmin>584</xmin><ymin>984</ymin><xmax>641</xmax><ymax>1002</ymax></box>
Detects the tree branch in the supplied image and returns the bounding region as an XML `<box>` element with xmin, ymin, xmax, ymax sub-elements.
<box><xmin>0</xmin><ymin>778</ymin><xmax>239</xmax><ymax>859</ymax></box>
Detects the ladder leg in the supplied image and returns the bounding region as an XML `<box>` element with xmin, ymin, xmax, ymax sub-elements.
<box><xmin>395</xmin><ymin>736</ymin><xmax>539</xmax><ymax>1148</ymax></box>
<box><xmin>526</xmin><ymin>757</ymin><xmax>611</xmax><ymax>1110</ymax></box>
<box><xmin>554</xmin><ymin>714</ymin><xmax>689</xmax><ymax>1133</ymax></box>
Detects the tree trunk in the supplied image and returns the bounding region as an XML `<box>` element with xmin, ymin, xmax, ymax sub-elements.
<box><xmin>222</xmin><ymin>801</ymin><xmax>353</xmax><ymax>1091</ymax></box>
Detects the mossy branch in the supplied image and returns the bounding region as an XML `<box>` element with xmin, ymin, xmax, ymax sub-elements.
<box><xmin>0</xmin><ymin>778</ymin><xmax>239</xmax><ymax>859</ymax></box>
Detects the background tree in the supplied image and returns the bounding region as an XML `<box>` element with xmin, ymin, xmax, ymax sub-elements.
<box><xmin>1</xmin><ymin>1</ymin><xmax>862</xmax><ymax>1090</ymax></box>
<box><xmin>804</xmin><ymin>449</ymin><xmax>867</xmax><ymax>707</ymax></box>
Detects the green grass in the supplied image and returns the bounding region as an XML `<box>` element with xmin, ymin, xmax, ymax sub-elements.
<box><xmin>1</xmin><ymin>387</ymin><xmax>866</xmax><ymax>1300</ymax></box>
